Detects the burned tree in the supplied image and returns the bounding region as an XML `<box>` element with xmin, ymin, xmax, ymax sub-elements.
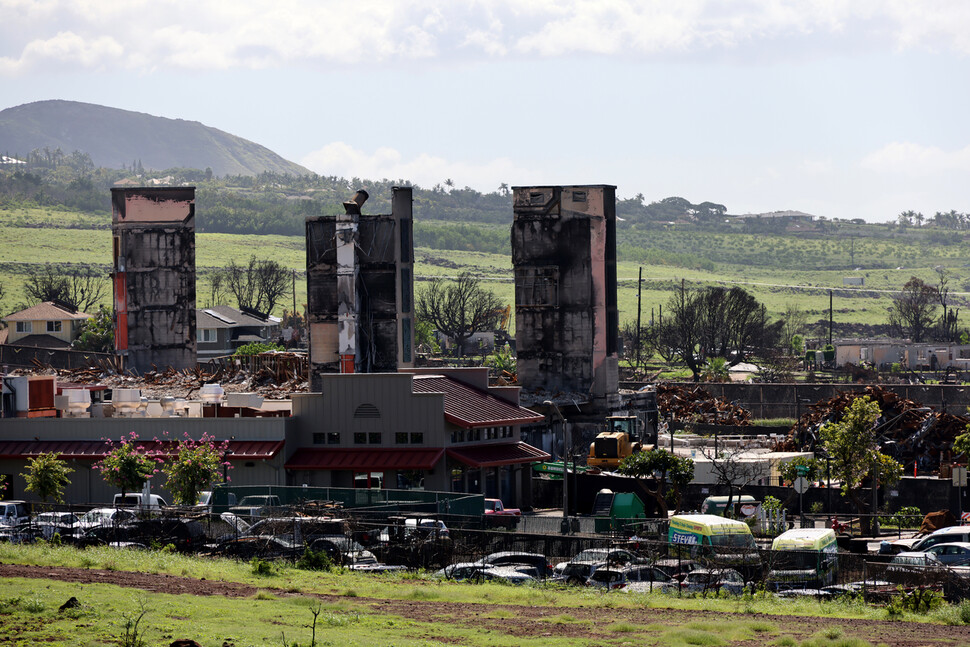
<box><xmin>417</xmin><ymin>272</ymin><xmax>503</xmax><ymax>356</ymax></box>
<box><xmin>221</xmin><ymin>255</ymin><xmax>291</xmax><ymax>314</ymax></box>
<box><xmin>888</xmin><ymin>277</ymin><xmax>938</xmax><ymax>343</ymax></box>
<box><xmin>23</xmin><ymin>263</ymin><xmax>106</xmax><ymax>312</ymax></box>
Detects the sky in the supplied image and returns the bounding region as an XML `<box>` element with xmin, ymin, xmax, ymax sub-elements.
<box><xmin>1</xmin><ymin>1</ymin><xmax>968</xmax><ymax>222</ymax></box>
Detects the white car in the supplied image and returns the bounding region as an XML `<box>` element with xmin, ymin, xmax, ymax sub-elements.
<box><xmin>923</xmin><ymin>542</ymin><xmax>970</xmax><ymax>566</ymax></box>
<box><xmin>77</xmin><ymin>508</ymin><xmax>137</xmax><ymax>530</ymax></box>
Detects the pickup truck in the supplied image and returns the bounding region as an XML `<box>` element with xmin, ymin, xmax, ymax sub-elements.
<box><xmin>484</xmin><ymin>499</ymin><xmax>521</xmax><ymax>528</ymax></box>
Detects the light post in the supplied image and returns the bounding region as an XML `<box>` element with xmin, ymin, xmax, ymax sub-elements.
<box><xmin>544</xmin><ymin>400</ymin><xmax>569</xmax><ymax>534</ymax></box>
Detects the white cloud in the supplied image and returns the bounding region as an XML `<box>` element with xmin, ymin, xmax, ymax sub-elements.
<box><xmin>300</xmin><ymin>141</ymin><xmax>529</xmax><ymax>193</ymax></box>
<box><xmin>2</xmin><ymin>0</ymin><xmax>970</xmax><ymax>75</ymax></box>
<box><xmin>860</xmin><ymin>142</ymin><xmax>970</xmax><ymax>176</ymax></box>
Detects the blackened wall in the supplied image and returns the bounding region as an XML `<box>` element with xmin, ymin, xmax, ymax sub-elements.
<box><xmin>512</xmin><ymin>185</ymin><xmax>618</xmax><ymax>403</ymax></box>
<box><xmin>111</xmin><ymin>187</ymin><xmax>196</xmax><ymax>374</ymax></box>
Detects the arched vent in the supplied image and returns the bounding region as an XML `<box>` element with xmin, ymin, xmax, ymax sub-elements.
<box><xmin>354</xmin><ymin>403</ymin><xmax>381</xmax><ymax>419</ymax></box>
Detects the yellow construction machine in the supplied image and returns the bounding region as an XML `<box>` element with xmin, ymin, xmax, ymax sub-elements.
<box><xmin>587</xmin><ymin>414</ymin><xmax>654</xmax><ymax>470</ymax></box>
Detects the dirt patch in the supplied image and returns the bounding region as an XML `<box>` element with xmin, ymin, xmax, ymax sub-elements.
<box><xmin>4</xmin><ymin>564</ymin><xmax>970</xmax><ymax>645</ymax></box>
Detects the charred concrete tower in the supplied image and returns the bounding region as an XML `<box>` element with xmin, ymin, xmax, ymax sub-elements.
<box><xmin>305</xmin><ymin>187</ymin><xmax>415</xmax><ymax>390</ymax></box>
<box><xmin>512</xmin><ymin>185</ymin><xmax>619</xmax><ymax>405</ymax></box>
<box><xmin>111</xmin><ymin>187</ymin><xmax>196</xmax><ymax>374</ymax></box>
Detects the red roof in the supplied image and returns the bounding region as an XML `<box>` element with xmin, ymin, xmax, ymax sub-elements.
<box><xmin>446</xmin><ymin>442</ymin><xmax>550</xmax><ymax>468</ymax></box>
<box><xmin>0</xmin><ymin>439</ymin><xmax>283</xmax><ymax>460</ymax></box>
<box><xmin>410</xmin><ymin>376</ymin><xmax>544</xmax><ymax>428</ymax></box>
<box><xmin>285</xmin><ymin>448</ymin><xmax>444</xmax><ymax>471</ymax></box>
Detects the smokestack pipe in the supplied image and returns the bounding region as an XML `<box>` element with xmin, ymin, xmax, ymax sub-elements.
<box><xmin>343</xmin><ymin>190</ymin><xmax>369</xmax><ymax>215</ymax></box>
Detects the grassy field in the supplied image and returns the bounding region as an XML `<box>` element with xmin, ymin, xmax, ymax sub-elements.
<box><xmin>2</xmin><ymin>543</ymin><xmax>968</xmax><ymax>646</ymax></box>
<box><xmin>4</xmin><ymin>204</ymin><xmax>970</xmax><ymax>338</ymax></box>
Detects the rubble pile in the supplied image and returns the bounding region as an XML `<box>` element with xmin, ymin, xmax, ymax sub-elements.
<box><xmin>780</xmin><ymin>385</ymin><xmax>969</xmax><ymax>472</ymax></box>
<box><xmin>656</xmin><ymin>384</ymin><xmax>752</xmax><ymax>425</ymax></box>
<box><xmin>21</xmin><ymin>353</ymin><xmax>309</xmax><ymax>400</ymax></box>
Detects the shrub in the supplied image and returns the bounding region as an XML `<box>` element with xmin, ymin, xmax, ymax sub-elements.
<box><xmin>296</xmin><ymin>548</ymin><xmax>334</xmax><ymax>572</ymax></box>
<box><xmin>250</xmin><ymin>557</ymin><xmax>275</xmax><ymax>576</ymax></box>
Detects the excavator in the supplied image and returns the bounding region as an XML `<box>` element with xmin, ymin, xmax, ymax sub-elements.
<box><xmin>587</xmin><ymin>412</ymin><xmax>655</xmax><ymax>471</ymax></box>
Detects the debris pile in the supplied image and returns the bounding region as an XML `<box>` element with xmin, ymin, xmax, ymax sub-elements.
<box><xmin>656</xmin><ymin>384</ymin><xmax>751</xmax><ymax>425</ymax></box>
<box><xmin>18</xmin><ymin>353</ymin><xmax>309</xmax><ymax>400</ymax></box>
<box><xmin>779</xmin><ymin>385</ymin><xmax>969</xmax><ymax>472</ymax></box>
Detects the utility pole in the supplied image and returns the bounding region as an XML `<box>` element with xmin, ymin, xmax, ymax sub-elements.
<box><xmin>292</xmin><ymin>270</ymin><xmax>297</xmax><ymax>315</ymax></box>
<box><xmin>829</xmin><ymin>290</ymin><xmax>833</xmax><ymax>347</ymax></box>
<box><xmin>636</xmin><ymin>267</ymin><xmax>643</xmax><ymax>373</ymax></box>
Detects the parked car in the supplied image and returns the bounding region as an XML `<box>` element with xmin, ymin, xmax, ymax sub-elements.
<box><xmin>210</xmin><ymin>535</ymin><xmax>303</xmax><ymax>560</ymax></box>
<box><xmin>482</xmin><ymin>552</ymin><xmax>553</xmax><ymax>579</ymax></box>
<box><xmin>229</xmin><ymin>495</ymin><xmax>283</xmax><ymax>520</ymax></box>
<box><xmin>308</xmin><ymin>535</ymin><xmax>383</xmax><ymax>569</ymax></box>
<box><xmin>33</xmin><ymin>511</ymin><xmax>80</xmax><ymax>539</ymax></box>
<box><xmin>113</xmin><ymin>493</ymin><xmax>167</xmax><ymax>511</ymax></box>
<box><xmin>433</xmin><ymin>562</ymin><xmax>535</xmax><ymax>585</ymax></box>
<box><xmin>0</xmin><ymin>501</ymin><xmax>30</xmax><ymax>527</ymax></box>
<box><xmin>484</xmin><ymin>499</ymin><xmax>521</xmax><ymax>528</ymax></box>
<box><xmin>910</xmin><ymin>527</ymin><xmax>970</xmax><ymax>553</ymax></box>
<box><xmin>571</xmin><ymin>547</ymin><xmax>639</xmax><ymax>567</ymax></box>
<box><xmin>556</xmin><ymin>560</ymin><xmax>607</xmax><ymax>585</ymax></box>
<box><xmin>83</xmin><ymin>518</ymin><xmax>206</xmax><ymax>551</ymax></box>
<box><xmin>587</xmin><ymin>565</ymin><xmax>675</xmax><ymax>591</ymax></box>
<box><xmin>922</xmin><ymin>542</ymin><xmax>970</xmax><ymax>566</ymax></box>
<box><xmin>678</xmin><ymin>568</ymin><xmax>747</xmax><ymax>595</ymax></box>
<box><xmin>76</xmin><ymin>507</ymin><xmax>138</xmax><ymax>530</ymax></box>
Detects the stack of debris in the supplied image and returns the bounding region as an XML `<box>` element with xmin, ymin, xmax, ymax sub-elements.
<box><xmin>20</xmin><ymin>354</ymin><xmax>309</xmax><ymax>400</ymax></box>
<box><xmin>656</xmin><ymin>384</ymin><xmax>751</xmax><ymax>425</ymax></box>
<box><xmin>780</xmin><ymin>385</ymin><xmax>969</xmax><ymax>473</ymax></box>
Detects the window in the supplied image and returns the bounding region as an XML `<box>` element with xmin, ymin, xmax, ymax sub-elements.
<box><xmin>197</xmin><ymin>328</ymin><xmax>216</xmax><ymax>343</ymax></box>
<box><xmin>396</xmin><ymin>432</ymin><xmax>409</xmax><ymax>444</ymax></box>
<box><xmin>313</xmin><ymin>433</ymin><xmax>326</xmax><ymax>445</ymax></box>
<box><xmin>327</xmin><ymin>432</ymin><xmax>340</xmax><ymax>445</ymax></box>
<box><xmin>473</xmin><ymin>428</ymin><xmax>481</xmax><ymax>441</ymax></box>
<box><xmin>368</xmin><ymin>432</ymin><xmax>382</xmax><ymax>444</ymax></box>
<box><xmin>15</xmin><ymin>322</ymin><xmax>31</xmax><ymax>334</ymax></box>
<box><xmin>410</xmin><ymin>433</ymin><xmax>423</xmax><ymax>444</ymax></box>
<box><xmin>47</xmin><ymin>321</ymin><xmax>62</xmax><ymax>333</ymax></box>
<box><xmin>354</xmin><ymin>432</ymin><xmax>367</xmax><ymax>445</ymax></box>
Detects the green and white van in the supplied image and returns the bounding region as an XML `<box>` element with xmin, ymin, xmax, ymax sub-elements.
<box><xmin>768</xmin><ymin>527</ymin><xmax>838</xmax><ymax>589</ymax></box>
<box><xmin>668</xmin><ymin>514</ymin><xmax>761</xmax><ymax>577</ymax></box>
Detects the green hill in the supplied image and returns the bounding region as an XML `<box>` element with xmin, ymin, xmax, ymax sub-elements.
<box><xmin>0</xmin><ymin>100</ymin><xmax>310</xmax><ymax>177</ymax></box>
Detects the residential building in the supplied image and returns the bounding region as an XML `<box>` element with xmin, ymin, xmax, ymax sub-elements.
<box><xmin>196</xmin><ymin>305</ymin><xmax>282</xmax><ymax>361</ymax></box>
<box><xmin>1</xmin><ymin>301</ymin><xmax>91</xmax><ymax>349</ymax></box>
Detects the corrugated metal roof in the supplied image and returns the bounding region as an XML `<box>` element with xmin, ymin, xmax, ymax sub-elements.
<box><xmin>446</xmin><ymin>442</ymin><xmax>550</xmax><ymax>468</ymax></box>
<box><xmin>0</xmin><ymin>439</ymin><xmax>283</xmax><ymax>460</ymax></box>
<box><xmin>410</xmin><ymin>376</ymin><xmax>544</xmax><ymax>428</ymax></box>
<box><xmin>285</xmin><ymin>448</ymin><xmax>444</xmax><ymax>471</ymax></box>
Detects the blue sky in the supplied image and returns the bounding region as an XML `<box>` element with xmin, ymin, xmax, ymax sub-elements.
<box><xmin>1</xmin><ymin>1</ymin><xmax>968</xmax><ymax>221</ymax></box>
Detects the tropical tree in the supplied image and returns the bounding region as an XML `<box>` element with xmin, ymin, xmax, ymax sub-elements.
<box><xmin>819</xmin><ymin>396</ymin><xmax>903</xmax><ymax>527</ymax></box>
<box><xmin>72</xmin><ymin>305</ymin><xmax>114</xmax><ymax>352</ymax></box>
<box><xmin>162</xmin><ymin>433</ymin><xmax>231</xmax><ymax>505</ymax></box>
<box><xmin>416</xmin><ymin>272</ymin><xmax>503</xmax><ymax>357</ymax></box>
<box><xmin>94</xmin><ymin>433</ymin><xmax>160</xmax><ymax>496</ymax></box>
<box><xmin>21</xmin><ymin>452</ymin><xmax>73</xmax><ymax>504</ymax></box>
<box><xmin>618</xmin><ymin>449</ymin><xmax>694</xmax><ymax>516</ymax></box>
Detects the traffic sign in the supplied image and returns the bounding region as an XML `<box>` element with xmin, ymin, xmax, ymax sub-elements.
<box><xmin>793</xmin><ymin>476</ymin><xmax>811</xmax><ymax>494</ymax></box>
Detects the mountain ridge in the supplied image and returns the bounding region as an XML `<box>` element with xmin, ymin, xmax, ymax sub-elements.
<box><xmin>0</xmin><ymin>100</ymin><xmax>311</xmax><ymax>177</ymax></box>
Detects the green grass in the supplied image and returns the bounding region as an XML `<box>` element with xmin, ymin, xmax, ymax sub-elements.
<box><xmin>0</xmin><ymin>544</ymin><xmax>966</xmax><ymax>647</ymax></box>
<box><xmin>4</xmin><ymin>205</ymin><xmax>970</xmax><ymax>333</ymax></box>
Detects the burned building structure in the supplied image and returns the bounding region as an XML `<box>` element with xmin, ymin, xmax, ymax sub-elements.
<box><xmin>512</xmin><ymin>185</ymin><xmax>619</xmax><ymax>409</ymax></box>
<box><xmin>305</xmin><ymin>188</ymin><xmax>415</xmax><ymax>391</ymax></box>
<box><xmin>111</xmin><ymin>187</ymin><xmax>197</xmax><ymax>374</ymax></box>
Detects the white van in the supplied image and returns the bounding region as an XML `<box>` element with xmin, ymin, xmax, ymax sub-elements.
<box><xmin>0</xmin><ymin>501</ymin><xmax>30</xmax><ymax>527</ymax></box>
<box><xmin>113</xmin><ymin>493</ymin><xmax>167</xmax><ymax>511</ymax></box>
